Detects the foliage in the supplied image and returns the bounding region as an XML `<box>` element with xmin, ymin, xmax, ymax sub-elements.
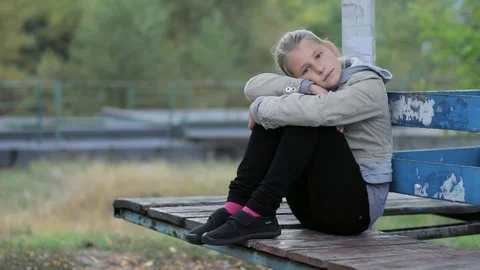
<box><xmin>409</xmin><ymin>0</ymin><xmax>480</xmax><ymax>90</ymax></box>
<box><xmin>0</xmin><ymin>0</ymin><xmax>32</xmax><ymax>80</ymax></box>
<box><xmin>375</xmin><ymin>0</ymin><xmax>426</xmax><ymax>91</ymax></box>
<box><xmin>0</xmin><ymin>1</ymin><xmax>479</xmax><ymax>114</ymax></box>
<box><xmin>64</xmin><ymin>0</ymin><xmax>171</xmax><ymax>81</ymax></box>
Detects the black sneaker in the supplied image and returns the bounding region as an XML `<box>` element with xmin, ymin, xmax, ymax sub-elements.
<box><xmin>185</xmin><ymin>207</ymin><xmax>231</xmax><ymax>244</ymax></box>
<box><xmin>201</xmin><ymin>210</ymin><xmax>281</xmax><ymax>245</ymax></box>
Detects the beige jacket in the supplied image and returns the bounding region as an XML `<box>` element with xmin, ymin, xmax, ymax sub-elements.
<box><xmin>244</xmin><ymin>69</ymin><xmax>393</xmax><ymax>165</ymax></box>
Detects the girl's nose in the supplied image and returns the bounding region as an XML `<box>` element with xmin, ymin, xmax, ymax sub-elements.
<box><xmin>313</xmin><ymin>64</ymin><xmax>325</xmax><ymax>74</ymax></box>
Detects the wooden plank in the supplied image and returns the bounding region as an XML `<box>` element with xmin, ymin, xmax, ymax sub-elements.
<box><xmin>385</xmin><ymin>198</ymin><xmax>480</xmax><ymax>215</ymax></box>
<box><xmin>155</xmin><ymin>203</ymin><xmax>293</xmax><ymax>215</ymax></box>
<box><xmin>116</xmin><ymin>208</ymin><xmax>480</xmax><ymax>270</ymax></box>
<box><xmin>391</xmin><ymin>158</ymin><xmax>480</xmax><ymax>206</ymax></box>
<box><xmin>383</xmin><ymin>221</ymin><xmax>480</xmax><ymax>240</ymax></box>
<box><xmin>419</xmin><ymin>262</ymin><xmax>480</xmax><ymax>270</ymax></box>
<box><xmin>113</xmin><ymin>196</ymin><xmax>226</xmax><ymax>214</ymax></box>
<box><xmin>247</xmin><ymin>230</ymin><xmax>421</xmax><ymax>258</ymax></box>
<box><xmin>147</xmin><ymin>207</ymin><xmax>294</xmax><ymax>228</ymax></box>
<box><xmin>388</xmin><ymin>90</ymin><xmax>480</xmax><ymax>131</ymax></box>
<box><xmin>287</xmin><ymin>243</ymin><xmax>477</xmax><ymax>269</ymax></box>
<box><xmin>329</xmin><ymin>249</ymin><xmax>480</xmax><ymax>270</ymax></box>
<box><xmin>141</xmin><ymin>194</ymin><xmax>479</xmax><ymax>215</ymax></box>
<box><xmin>112</xmin><ymin>192</ymin><xmax>415</xmax><ymax>213</ymax></box>
<box><xmin>387</xmin><ymin>192</ymin><xmax>425</xmax><ymax>200</ymax></box>
<box><xmin>146</xmin><ymin>207</ymin><xmax>302</xmax><ymax>230</ymax></box>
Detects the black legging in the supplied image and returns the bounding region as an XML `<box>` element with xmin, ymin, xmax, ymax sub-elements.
<box><xmin>227</xmin><ymin>125</ymin><xmax>370</xmax><ymax>235</ymax></box>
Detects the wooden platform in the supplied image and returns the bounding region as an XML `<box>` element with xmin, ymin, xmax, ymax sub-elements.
<box><xmin>113</xmin><ymin>193</ymin><xmax>480</xmax><ymax>270</ymax></box>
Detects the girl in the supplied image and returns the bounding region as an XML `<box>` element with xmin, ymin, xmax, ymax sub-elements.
<box><xmin>185</xmin><ymin>29</ymin><xmax>393</xmax><ymax>246</ymax></box>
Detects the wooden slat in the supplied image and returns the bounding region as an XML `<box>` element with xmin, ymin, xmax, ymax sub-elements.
<box><xmin>248</xmin><ymin>230</ymin><xmax>480</xmax><ymax>269</ymax></box>
<box><xmin>115</xmin><ymin>204</ymin><xmax>480</xmax><ymax>270</ymax></box>
<box><xmin>155</xmin><ymin>203</ymin><xmax>293</xmax><ymax>215</ymax></box>
<box><xmin>146</xmin><ymin>208</ymin><xmax>294</xmax><ymax>228</ymax></box>
<box><xmin>290</xmin><ymin>244</ymin><xmax>475</xmax><ymax>269</ymax></box>
<box><xmin>383</xmin><ymin>221</ymin><xmax>480</xmax><ymax>240</ymax></box>
<box><xmin>247</xmin><ymin>230</ymin><xmax>421</xmax><ymax>258</ymax></box>
<box><xmin>329</xmin><ymin>249</ymin><xmax>480</xmax><ymax>270</ymax></box>
<box><xmin>385</xmin><ymin>198</ymin><xmax>480</xmax><ymax>215</ymax></box>
<box><xmin>113</xmin><ymin>196</ymin><xmax>226</xmax><ymax>214</ymax></box>
<box><xmin>113</xmin><ymin>192</ymin><xmax>480</xmax><ymax>217</ymax></box>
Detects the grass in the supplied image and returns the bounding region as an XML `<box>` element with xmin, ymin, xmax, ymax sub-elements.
<box><xmin>0</xmin><ymin>159</ymin><xmax>235</xmax><ymax>235</ymax></box>
<box><xmin>0</xmin><ymin>159</ymin><xmax>479</xmax><ymax>268</ymax></box>
<box><xmin>0</xmin><ymin>159</ymin><xmax>254</xmax><ymax>269</ymax></box>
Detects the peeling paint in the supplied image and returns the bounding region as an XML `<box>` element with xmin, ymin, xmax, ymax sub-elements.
<box><xmin>434</xmin><ymin>173</ymin><xmax>466</xmax><ymax>202</ymax></box>
<box><xmin>414</xmin><ymin>173</ymin><xmax>466</xmax><ymax>202</ymax></box>
<box><xmin>414</xmin><ymin>183</ymin><xmax>429</xmax><ymax>197</ymax></box>
<box><xmin>390</xmin><ymin>96</ymin><xmax>435</xmax><ymax>126</ymax></box>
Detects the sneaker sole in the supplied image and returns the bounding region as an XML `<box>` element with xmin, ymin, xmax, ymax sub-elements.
<box><xmin>201</xmin><ymin>230</ymin><xmax>281</xmax><ymax>245</ymax></box>
<box><xmin>185</xmin><ymin>233</ymin><xmax>203</xmax><ymax>245</ymax></box>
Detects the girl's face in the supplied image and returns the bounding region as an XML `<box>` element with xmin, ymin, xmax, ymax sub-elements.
<box><xmin>286</xmin><ymin>39</ymin><xmax>342</xmax><ymax>89</ymax></box>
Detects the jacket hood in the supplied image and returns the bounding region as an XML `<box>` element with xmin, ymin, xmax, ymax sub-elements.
<box><xmin>340</xmin><ymin>57</ymin><xmax>393</xmax><ymax>84</ymax></box>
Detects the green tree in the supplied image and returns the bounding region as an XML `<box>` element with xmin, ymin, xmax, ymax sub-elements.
<box><xmin>11</xmin><ymin>0</ymin><xmax>84</xmax><ymax>77</ymax></box>
<box><xmin>409</xmin><ymin>0</ymin><xmax>480</xmax><ymax>90</ymax></box>
<box><xmin>375</xmin><ymin>0</ymin><xmax>426</xmax><ymax>91</ymax></box>
<box><xmin>0</xmin><ymin>0</ymin><xmax>32</xmax><ymax>80</ymax></box>
<box><xmin>187</xmin><ymin>10</ymin><xmax>240</xmax><ymax>80</ymax></box>
<box><xmin>65</xmin><ymin>0</ymin><xmax>171</xmax><ymax>81</ymax></box>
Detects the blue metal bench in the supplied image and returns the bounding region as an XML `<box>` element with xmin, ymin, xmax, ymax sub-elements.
<box><xmin>113</xmin><ymin>90</ymin><xmax>480</xmax><ymax>269</ymax></box>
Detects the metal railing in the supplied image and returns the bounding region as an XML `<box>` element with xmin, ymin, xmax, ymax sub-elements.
<box><xmin>0</xmin><ymin>80</ymin><xmax>249</xmax><ymax>142</ymax></box>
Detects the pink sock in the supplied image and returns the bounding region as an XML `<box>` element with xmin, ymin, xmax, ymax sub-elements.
<box><xmin>242</xmin><ymin>206</ymin><xmax>261</xmax><ymax>217</ymax></box>
<box><xmin>224</xmin><ymin>201</ymin><xmax>243</xmax><ymax>214</ymax></box>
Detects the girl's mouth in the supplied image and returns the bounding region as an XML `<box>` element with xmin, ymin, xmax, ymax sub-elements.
<box><xmin>324</xmin><ymin>69</ymin><xmax>334</xmax><ymax>81</ymax></box>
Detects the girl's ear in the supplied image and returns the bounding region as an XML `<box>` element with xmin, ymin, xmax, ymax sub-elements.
<box><xmin>323</xmin><ymin>40</ymin><xmax>341</xmax><ymax>57</ymax></box>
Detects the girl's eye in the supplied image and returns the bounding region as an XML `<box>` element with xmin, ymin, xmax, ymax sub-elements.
<box><xmin>302</xmin><ymin>67</ymin><xmax>310</xmax><ymax>74</ymax></box>
<box><xmin>316</xmin><ymin>52</ymin><xmax>323</xmax><ymax>59</ymax></box>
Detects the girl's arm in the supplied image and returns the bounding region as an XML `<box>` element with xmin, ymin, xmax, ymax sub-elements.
<box><xmin>244</xmin><ymin>73</ymin><xmax>312</xmax><ymax>102</ymax></box>
<box><xmin>252</xmin><ymin>71</ymin><xmax>387</xmax><ymax>129</ymax></box>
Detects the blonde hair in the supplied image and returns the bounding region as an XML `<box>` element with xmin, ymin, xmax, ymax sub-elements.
<box><xmin>273</xmin><ymin>29</ymin><xmax>341</xmax><ymax>76</ymax></box>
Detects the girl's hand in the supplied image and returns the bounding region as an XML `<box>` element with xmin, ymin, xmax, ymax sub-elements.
<box><xmin>336</xmin><ymin>126</ymin><xmax>344</xmax><ymax>133</ymax></box>
<box><xmin>309</xmin><ymin>84</ymin><xmax>329</xmax><ymax>95</ymax></box>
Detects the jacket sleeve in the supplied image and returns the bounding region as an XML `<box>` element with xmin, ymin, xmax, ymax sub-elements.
<box><xmin>254</xmin><ymin>72</ymin><xmax>387</xmax><ymax>129</ymax></box>
<box><xmin>244</xmin><ymin>73</ymin><xmax>305</xmax><ymax>102</ymax></box>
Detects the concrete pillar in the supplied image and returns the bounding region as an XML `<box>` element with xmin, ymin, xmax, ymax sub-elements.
<box><xmin>341</xmin><ymin>0</ymin><xmax>376</xmax><ymax>64</ymax></box>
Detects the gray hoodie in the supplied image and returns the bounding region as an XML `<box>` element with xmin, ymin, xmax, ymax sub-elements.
<box><xmin>244</xmin><ymin>58</ymin><xmax>394</xmax><ymax>228</ymax></box>
<box><xmin>245</xmin><ymin>57</ymin><xmax>393</xmax><ymax>184</ymax></box>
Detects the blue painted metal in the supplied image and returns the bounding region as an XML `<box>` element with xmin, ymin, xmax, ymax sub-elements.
<box><xmin>391</xmin><ymin>149</ymin><xmax>480</xmax><ymax>205</ymax></box>
<box><xmin>117</xmin><ymin>209</ymin><xmax>313</xmax><ymax>270</ymax></box>
<box><xmin>393</xmin><ymin>146</ymin><xmax>480</xmax><ymax>167</ymax></box>
<box><xmin>387</xmin><ymin>90</ymin><xmax>480</xmax><ymax>131</ymax></box>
